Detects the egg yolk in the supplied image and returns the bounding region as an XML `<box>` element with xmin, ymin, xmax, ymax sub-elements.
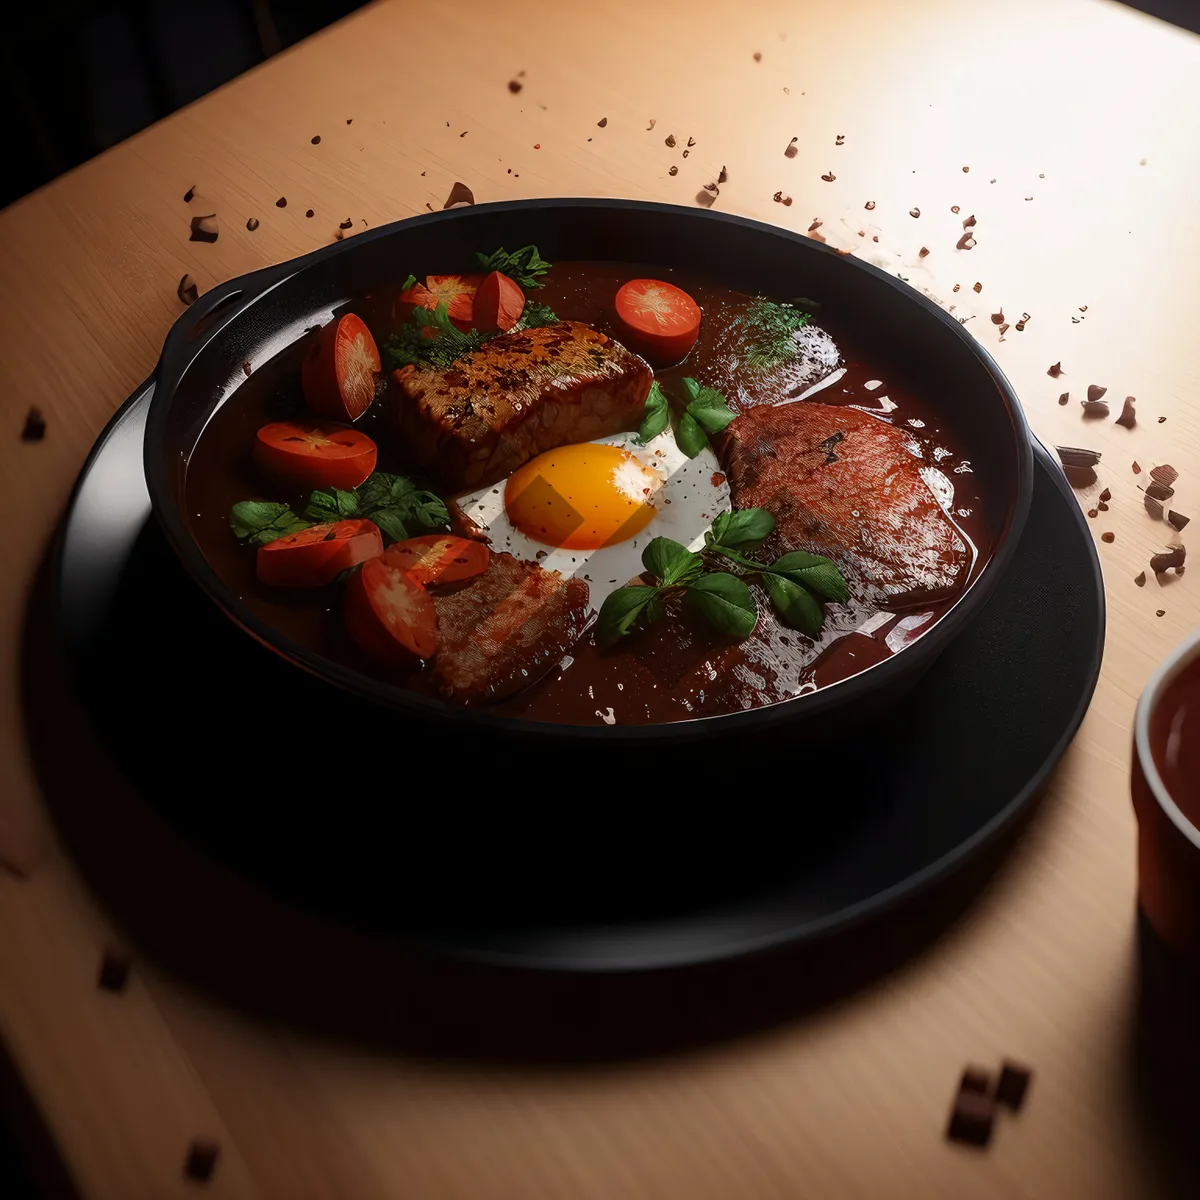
<box><xmin>504</xmin><ymin>443</ymin><xmax>662</xmax><ymax>550</ymax></box>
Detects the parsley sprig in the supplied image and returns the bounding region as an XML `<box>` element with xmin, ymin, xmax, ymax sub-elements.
<box><xmin>738</xmin><ymin>298</ymin><xmax>815</xmax><ymax>372</ymax></box>
<box><xmin>230</xmin><ymin>472</ymin><xmax>449</xmax><ymax>548</ymax></box>
<box><xmin>595</xmin><ymin>507</ymin><xmax>848</xmax><ymax>646</ymax></box>
<box><xmin>385</xmin><ymin>298</ymin><xmax>560</xmax><ymax>372</ymax></box>
<box><xmin>474</xmin><ymin>245</ymin><xmax>552</xmax><ymax>288</ymax></box>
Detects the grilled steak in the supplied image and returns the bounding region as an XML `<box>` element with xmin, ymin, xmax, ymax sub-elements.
<box><xmin>393</xmin><ymin>322</ymin><xmax>652</xmax><ymax>491</ymax></box>
<box><xmin>723</xmin><ymin>402</ymin><xmax>970</xmax><ymax>607</ymax></box>
<box><xmin>432</xmin><ymin>553</ymin><xmax>591</xmax><ymax>704</ymax></box>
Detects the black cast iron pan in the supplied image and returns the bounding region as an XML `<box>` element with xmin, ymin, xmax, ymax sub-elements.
<box><xmin>143</xmin><ymin>200</ymin><xmax>1033</xmax><ymax>746</ymax></box>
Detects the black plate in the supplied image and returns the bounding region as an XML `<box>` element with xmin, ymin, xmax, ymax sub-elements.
<box><xmin>54</xmin><ymin>382</ymin><xmax>1103</xmax><ymax>972</ymax></box>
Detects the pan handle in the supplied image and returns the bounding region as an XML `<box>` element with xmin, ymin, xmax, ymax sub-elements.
<box><xmin>157</xmin><ymin>259</ymin><xmax>298</xmax><ymax>385</ymax></box>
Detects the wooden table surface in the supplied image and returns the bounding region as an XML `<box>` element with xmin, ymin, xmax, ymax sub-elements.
<box><xmin>2</xmin><ymin>0</ymin><xmax>1199</xmax><ymax>1196</ymax></box>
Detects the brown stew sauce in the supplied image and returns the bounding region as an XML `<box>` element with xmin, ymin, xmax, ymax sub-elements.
<box><xmin>186</xmin><ymin>262</ymin><xmax>995</xmax><ymax>726</ymax></box>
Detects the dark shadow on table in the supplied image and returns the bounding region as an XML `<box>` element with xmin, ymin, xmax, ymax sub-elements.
<box><xmin>1126</xmin><ymin>913</ymin><xmax>1200</xmax><ymax>1199</ymax></box>
<box><xmin>1119</xmin><ymin>1</ymin><xmax>1200</xmax><ymax>36</ymax></box>
<box><xmin>22</xmin><ymin>538</ymin><xmax>1054</xmax><ymax>1067</ymax></box>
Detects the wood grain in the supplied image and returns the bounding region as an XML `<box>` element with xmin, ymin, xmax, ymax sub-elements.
<box><xmin>1</xmin><ymin>0</ymin><xmax>1198</xmax><ymax>1196</ymax></box>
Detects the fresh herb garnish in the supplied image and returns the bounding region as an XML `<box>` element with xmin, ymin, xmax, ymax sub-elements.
<box><xmin>400</xmin><ymin>273</ymin><xmax>418</xmax><ymax>291</ymax></box>
<box><xmin>304</xmin><ymin>471</ymin><xmax>450</xmax><ymax>543</ymax></box>
<box><xmin>229</xmin><ymin>500</ymin><xmax>310</xmax><ymax>546</ymax></box>
<box><xmin>303</xmin><ymin>487</ymin><xmax>359</xmax><ymax>524</ymax></box>
<box><xmin>474</xmin><ymin>245</ymin><xmax>552</xmax><ymax>288</ymax></box>
<box><xmin>385</xmin><ymin>301</ymin><xmax>492</xmax><ymax>371</ymax></box>
<box><xmin>637</xmin><ymin>380</ymin><xmax>671</xmax><ymax>444</ymax></box>
<box><xmin>515</xmin><ymin>300</ymin><xmax>559</xmax><ymax>329</ymax></box>
<box><xmin>635</xmin><ymin>377</ymin><xmax>739</xmax><ymax>458</ymax></box>
<box><xmin>738</xmin><ymin>298</ymin><xmax>813</xmax><ymax>372</ymax></box>
<box><xmin>597</xmin><ymin>507</ymin><xmax>849</xmax><ymax>646</ymax></box>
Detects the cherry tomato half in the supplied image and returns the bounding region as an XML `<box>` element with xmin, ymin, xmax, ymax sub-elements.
<box><xmin>253</xmin><ymin>422</ymin><xmax>377</xmax><ymax>491</ymax></box>
<box><xmin>302</xmin><ymin>313</ymin><xmax>381</xmax><ymax>421</ymax></box>
<box><xmin>343</xmin><ymin>556</ymin><xmax>438</xmax><ymax>667</ymax></box>
<box><xmin>256</xmin><ymin>519</ymin><xmax>382</xmax><ymax>589</ymax></box>
<box><xmin>614</xmin><ymin>278</ymin><xmax>702</xmax><ymax>366</ymax></box>
<box><xmin>472</xmin><ymin>271</ymin><xmax>525</xmax><ymax>333</ymax></box>
<box><xmin>383</xmin><ymin>535</ymin><xmax>490</xmax><ymax>586</ymax></box>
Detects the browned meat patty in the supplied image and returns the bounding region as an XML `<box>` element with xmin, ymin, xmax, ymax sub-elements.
<box><xmin>432</xmin><ymin>553</ymin><xmax>591</xmax><ymax>704</ymax></box>
<box><xmin>393</xmin><ymin>322</ymin><xmax>653</xmax><ymax>491</ymax></box>
<box><xmin>722</xmin><ymin>402</ymin><xmax>970</xmax><ymax>608</ymax></box>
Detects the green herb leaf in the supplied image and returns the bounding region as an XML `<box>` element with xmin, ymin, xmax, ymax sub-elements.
<box><xmin>355</xmin><ymin>471</ymin><xmax>449</xmax><ymax>543</ymax></box>
<box><xmin>384</xmin><ymin>300</ymin><xmax>491</xmax><ymax>371</ymax></box>
<box><xmin>642</xmin><ymin>536</ymin><xmax>703</xmax><ymax>586</ymax></box>
<box><xmin>637</xmin><ymin>380</ymin><xmax>670</xmax><ymax>444</ymax></box>
<box><xmin>769</xmin><ymin>551</ymin><xmax>850</xmax><ymax>603</ymax></box>
<box><xmin>516</xmin><ymin>301</ymin><xmax>559</xmax><ymax>329</ymax></box>
<box><xmin>400</xmin><ymin>273</ymin><xmax>418</xmax><ymax>292</ymax></box>
<box><xmin>229</xmin><ymin>500</ymin><xmax>310</xmax><ymax>546</ymax></box>
<box><xmin>738</xmin><ymin>298</ymin><xmax>811</xmax><ymax>373</ymax></box>
<box><xmin>304</xmin><ymin>486</ymin><xmax>360</xmax><ymax>524</ymax></box>
<box><xmin>474</xmin><ymin>245</ymin><xmax>553</xmax><ymax>288</ymax></box>
<box><xmin>685</xmin><ymin>572</ymin><xmax>758</xmax><ymax>638</ymax></box>
<box><xmin>763</xmin><ymin>573</ymin><xmax>825</xmax><ymax>637</ymax></box>
<box><xmin>674</xmin><ymin>411</ymin><xmax>709</xmax><ymax>459</ymax></box>
<box><xmin>596</xmin><ymin>585</ymin><xmax>663</xmax><ymax>647</ymax></box>
<box><xmin>679</xmin><ymin>377</ymin><xmax>738</xmax><ymax>435</ymax></box>
<box><xmin>707</xmin><ymin>507</ymin><xmax>776</xmax><ymax>550</ymax></box>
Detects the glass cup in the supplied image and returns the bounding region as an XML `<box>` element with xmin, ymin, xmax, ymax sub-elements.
<box><xmin>1132</xmin><ymin>630</ymin><xmax>1200</xmax><ymax>959</ymax></box>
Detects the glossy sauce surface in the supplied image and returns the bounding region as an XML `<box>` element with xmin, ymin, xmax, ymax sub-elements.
<box><xmin>1151</xmin><ymin>658</ymin><xmax>1200</xmax><ymax>824</ymax></box>
<box><xmin>186</xmin><ymin>261</ymin><xmax>997</xmax><ymax>726</ymax></box>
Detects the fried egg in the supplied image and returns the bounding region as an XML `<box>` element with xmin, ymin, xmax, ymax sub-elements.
<box><xmin>456</xmin><ymin>429</ymin><xmax>731</xmax><ymax>611</ymax></box>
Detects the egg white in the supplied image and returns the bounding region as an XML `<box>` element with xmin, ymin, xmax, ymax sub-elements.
<box><xmin>456</xmin><ymin>430</ymin><xmax>731</xmax><ymax>612</ymax></box>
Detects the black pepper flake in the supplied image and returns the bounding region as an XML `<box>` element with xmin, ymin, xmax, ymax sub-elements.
<box><xmin>947</xmin><ymin>1091</ymin><xmax>994</xmax><ymax>1148</ymax></box>
<box><xmin>596</xmin><ymin>117</ymin><xmax>608</xmax><ymax>128</ymax></box>
<box><xmin>1087</xmin><ymin>384</ymin><xmax>1108</xmax><ymax>403</ymax></box>
<box><xmin>963</xmin><ymin>214</ymin><xmax>977</xmax><ymax>229</ymax></box>
<box><xmin>665</xmin><ymin>134</ymin><xmax>676</xmax><ymax>147</ymax></box>
<box><xmin>990</xmin><ymin>310</ymin><xmax>1004</xmax><ymax>325</ymax></box>
<box><xmin>1135</xmin><ymin>571</ymin><xmax>1147</xmax><ymax>587</ymax></box>
<box><xmin>189</xmin><ymin>214</ymin><xmax>218</xmax><ymax>243</ymax></box>
<box><xmin>305</xmin><ymin>208</ymin><xmax>314</xmax><ymax>218</ymax></box>
<box><xmin>276</xmin><ymin>197</ymin><xmax>287</xmax><ymax>208</ymax></box>
<box><xmin>962</xmin><ymin>165</ymin><xmax>970</xmax><ymax>173</ymax></box>
<box><xmin>960</xmin><ymin>1066</ymin><xmax>991</xmax><ymax>1095</ymax></box>
<box><xmin>21</xmin><ymin>406</ymin><xmax>46</xmax><ymax>441</ymax></box>
<box><xmin>346</xmin><ymin>118</ymin><xmax>353</xmax><ymax>124</ymax></box>
<box><xmin>98</xmin><ymin>947</ymin><xmax>131</xmax><ymax>992</ymax></box>
<box><xmin>864</xmin><ymin>200</ymin><xmax>875</xmax><ymax>210</ymax></box>
<box><xmin>183</xmin><ymin>185</ymin><xmax>196</xmax><ymax>203</ymax></box>
<box><xmin>246</xmin><ymin>217</ymin><xmax>259</xmax><ymax>231</ymax></box>
<box><xmin>821</xmin><ymin>171</ymin><xmax>836</xmax><ymax>182</ymax></box>
<box><xmin>668</xmin><ymin>166</ymin><xmax>678</xmax><ymax>176</ymax></box>
<box><xmin>1056</xmin><ymin>445</ymin><xmax>1101</xmax><ymax>469</ymax></box>
<box><xmin>242</xmin><ymin>362</ymin><xmax>252</xmax><ymax>377</ymax></box>
<box><xmin>177</xmin><ymin>274</ymin><xmax>199</xmax><ymax>306</ymax></box>
<box><xmin>956</xmin><ymin>232</ymin><xmax>976</xmax><ymax>250</ymax></box>
<box><xmin>1081</xmin><ymin>397</ymin><xmax>1110</xmax><ymax>417</ymax></box>
<box><xmin>1058</xmin><ymin>392</ymin><xmax>1069</xmax><ymax>405</ymax></box>
<box><xmin>459</xmin><ymin>130</ymin><xmax>468</xmax><ymax>138</ymax></box>
<box><xmin>682</xmin><ymin>149</ymin><xmax>689</xmax><ymax>158</ymax></box>
<box><xmin>1169</xmin><ymin>511</ymin><xmax>1191</xmax><ymax>531</ymax></box>
<box><xmin>753</xmin><ymin>51</ymin><xmax>762</xmax><ymax>62</ymax></box>
<box><xmin>1102</xmin><ymin>532</ymin><xmax>1115</xmax><ymax>543</ymax></box>
<box><xmin>1159</xmin><ymin>416</ymin><xmax>1167</xmax><ymax>423</ymax></box>
<box><xmin>998</xmin><ymin>323</ymin><xmax>1009</xmax><ymax>335</ymax></box>
<box><xmin>687</xmin><ymin>137</ymin><xmax>696</xmax><ymax>147</ymax></box>
<box><xmin>339</xmin><ymin>217</ymin><xmax>353</xmax><ymax>229</ymax></box>
<box><xmin>909</xmin><ymin>207</ymin><xmax>921</xmax><ymax>218</ymax></box>
<box><xmin>808</xmin><ymin>218</ymin><xmax>822</xmax><ymax>231</ymax></box>
<box><xmin>972</xmin><ymin>282</ymin><xmax>982</xmax><ymax>293</ymax></box>
<box><xmin>718</xmin><ymin>165</ymin><xmax>728</xmax><ymax>183</ymax></box>
<box><xmin>995</xmin><ymin>1061</ymin><xmax>1033</xmax><ymax>1112</ymax></box>
<box><xmin>785</xmin><ymin>137</ymin><xmax>798</xmax><ymax>158</ymax></box>
<box><xmin>1151</xmin><ymin>546</ymin><xmax>1186</xmax><ymax>574</ymax></box>
<box><xmin>1116</xmin><ymin>397</ymin><xmax>1137</xmax><ymax>428</ymax></box>
<box><xmin>1087</xmin><ymin>508</ymin><xmax>1098</xmax><ymax>518</ymax></box>
<box><xmin>1100</xmin><ymin>488</ymin><xmax>1112</xmax><ymax>502</ymax></box>
<box><xmin>311</xmin><ymin>135</ymin><xmax>321</xmax><ymax>145</ymax></box>
<box><xmin>508</xmin><ymin>80</ymin><xmax>523</xmax><ymax>93</ymax></box>
<box><xmin>1157</xmin><ymin>610</ymin><xmax>1166</xmax><ymax>617</ymax></box>
<box><xmin>646</xmin><ymin>118</ymin><xmax>656</xmax><ymax>130</ymax></box>
<box><xmin>836</xmin><ymin>134</ymin><xmax>845</xmax><ymax>145</ymax></box>
<box><xmin>774</xmin><ymin>191</ymin><xmax>793</xmax><ymax>206</ymax></box>
<box><xmin>184</xmin><ymin>1140</ymin><xmax>219</xmax><ymax>1182</ymax></box>
<box><xmin>444</xmin><ymin>181</ymin><xmax>475</xmax><ymax>208</ymax></box>
<box><xmin>1047</xmin><ymin>362</ymin><xmax>1062</xmax><ymax>377</ymax></box>
<box><xmin>918</xmin><ymin>247</ymin><xmax>930</xmax><ymax>257</ymax></box>
<box><xmin>951</xmin><ymin>205</ymin><xmax>961</xmax><ymax>214</ymax></box>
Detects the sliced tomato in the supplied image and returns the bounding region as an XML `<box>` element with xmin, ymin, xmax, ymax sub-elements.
<box><xmin>256</xmin><ymin>519</ymin><xmax>382</xmax><ymax>589</ymax></box>
<box><xmin>383</xmin><ymin>535</ymin><xmax>490</xmax><ymax>586</ymax></box>
<box><xmin>424</xmin><ymin>273</ymin><xmax>484</xmax><ymax>331</ymax></box>
<box><xmin>472</xmin><ymin>271</ymin><xmax>525</xmax><ymax>333</ymax></box>
<box><xmin>392</xmin><ymin>281</ymin><xmax>436</xmax><ymax>328</ymax></box>
<box><xmin>254</xmin><ymin>422</ymin><xmax>377</xmax><ymax>491</ymax></box>
<box><xmin>302</xmin><ymin>313</ymin><xmax>381</xmax><ymax>421</ymax></box>
<box><xmin>344</xmin><ymin>556</ymin><xmax>439</xmax><ymax>667</ymax></box>
<box><xmin>614</xmin><ymin>279</ymin><xmax>702</xmax><ymax>366</ymax></box>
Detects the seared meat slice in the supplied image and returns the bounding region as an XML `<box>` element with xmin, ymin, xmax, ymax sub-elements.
<box><xmin>723</xmin><ymin>402</ymin><xmax>970</xmax><ymax>607</ymax></box>
<box><xmin>393</xmin><ymin>322</ymin><xmax>652</xmax><ymax>491</ymax></box>
<box><xmin>432</xmin><ymin>553</ymin><xmax>591</xmax><ymax>704</ymax></box>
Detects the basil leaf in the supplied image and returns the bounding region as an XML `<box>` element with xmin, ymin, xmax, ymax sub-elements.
<box><xmin>304</xmin><ymin>486</ymin><xmax>360</xmax><ymax>524</ymax></box>
<box><xmin>763</xmin><ymin>573</ymin><xmax>825</xmax><ymax>637</ymax></box>
<box><xmin>370</xmin><ymin>509</ymin><xmax>410</xmax><ymax>543</ymax></box>
<box><xmin>474</xmin><ymin>245</ymin><xmax>552</xmax><ymax>288</ymax></box>
<box><xmin>770</xmin><ymin>551</ymin><xmax>850</xmax><ymax>603</ymax></box>
<box><xmin>708</xmin><ymin>507</ymin><xmax>776</xmax><ymax>550</ymax></box>
<box><xmin>684</xmin><ymin>572</ymin><xmax>758</xmax><ymax>638</ymax></box>
<box><xmin>674</xmin><ymin>411</ymin><xmax>709</xmax><ymax>459</ymax></box>
<box><xmin>353</xmin><ymin>472</ymin><xmax>450</xmax><ymax>544</ymax></box>
<box><xmin>681</xmin><ymin>379</ymin><xmax>737</xmax><ymax>435</ymax></box>
<box><xmin>229</xmin><ymin>500</ymin><xmax>310</xmax><ymax>546</ymax></box>
<box><xmin>637</xmin><ymin>380</ymin><xmax>670</xmax><ymax>444</ymax></box>
<box><xmin>596</xmin><ymin>585</ymin><xmax>663</xmax><ymax>647</ymax></box>
<box><xmin>642</xmin><ymin>536</ymin><xmax>702</xmax><ymax>586</ymax></box>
